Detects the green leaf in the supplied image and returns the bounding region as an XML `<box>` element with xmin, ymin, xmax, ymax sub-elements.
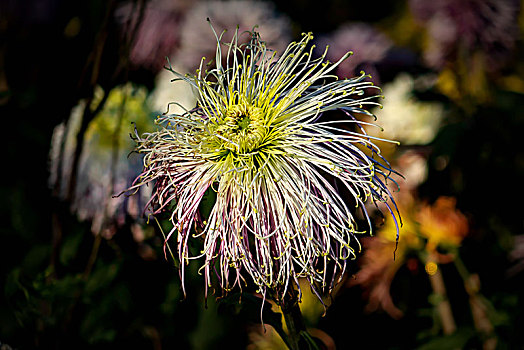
<box><xmin>84</xmin><ymin>262</ymin><xmax>120</xmax><ymax>296</ymax></box>
<box><xmin>417</xmin><ymin>328</ymin><xmax>476</xmax><ymax>350</ymax></box>
<box><xmin>4</xmin><ymin>268</ymin><xmax>28</xmax><ymax>300</ymax></box>
<box><xmin>59</xmin><ymin>230</ymin><xmax>84</xmax><ymax>266</ymax></box>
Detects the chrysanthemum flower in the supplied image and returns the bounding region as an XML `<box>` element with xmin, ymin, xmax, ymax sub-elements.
<box><xmin>123</xmin><ymin>25</ymin><xmax>400</xmax><ymax>303</ymax></box>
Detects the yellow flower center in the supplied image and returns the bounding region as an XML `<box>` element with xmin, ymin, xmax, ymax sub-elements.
<box><xmin>215</xmin><ymin>103</ymin><xmax>266</xmax><ymax>153</ymax></box>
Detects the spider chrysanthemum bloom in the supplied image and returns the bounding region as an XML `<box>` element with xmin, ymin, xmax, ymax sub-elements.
<box><xmin>124</xmin><ymin>25</ymin><xmax>400</xmax><ymax>303</ymax></box>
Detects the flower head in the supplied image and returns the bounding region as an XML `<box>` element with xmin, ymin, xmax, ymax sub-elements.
<box><xmin>124</xmin><ymin>25</ymin><xmax>400</xmax><ymax>303</ymax></box>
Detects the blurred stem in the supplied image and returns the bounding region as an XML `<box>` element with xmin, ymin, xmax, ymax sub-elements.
<box><xmin>48</xmin><ymin>208</ymin><xmax>63</xmax><ymax>281</ymax></box>
<box><xmin>66</xmin><ymin>91</ymin><xmax>109</xmax><ymax>202</ymax></box>
<box><xmin>426</xmin><ymin>253</ymin><xmax>456</xmax><ymax>335</ymax></box>
<box><xmin>281</xmin><ymin>290</ymin><xmax>320</xmax><ymax>350</ymax></box>
<box><xmin>282</xmin><ymin>302</ymin><xmax>304</xmax><ymax>350</ymax></box>
<box><xmin>110</xmin><ymin>85</ymin><xmax>126</xmax><ymax>189</ymax></box>
<box><xmin>78</xmin><ymin>0</ymin><xmax>117</xmax><ymax>88</ymax></box>
<box><xmin>83</xmin><ymin>234</ymin><xmax>102</xmax><ymax>279</ymax></box>
<box><xmin>113</xmin><ymin>0</ymin><xmax>146</xmax><ymax>81</ymax></box>
<box><xmin>67</xmin><ymin>0</ymin><xmax>117</xmax><ymax>203</ymax></box>
<box><xmin>454</xmin><ymin>255</ymin><xmax>497</xmax><ymax>350</ymax></box>
<box><xmin>98</xmin><ymin>84</ymin><xmax>128</xmax><ymax>230</ymax></box>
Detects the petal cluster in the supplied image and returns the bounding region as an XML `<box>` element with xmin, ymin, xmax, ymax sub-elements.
<box><xmin>125</xmin><ymin>25</ymin><xmax>400</xmax><ymax>301</ymax></box>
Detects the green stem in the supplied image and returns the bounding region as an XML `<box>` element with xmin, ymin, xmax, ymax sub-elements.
<box><xmin>281</xmin><ymin>290</ymin><xmax>320</xmax><ymax>350</ymax></box>
<box><xmin>282</xmin><ymin>303</ymin><xmax>304</xmax><ymax>350</ymax></box>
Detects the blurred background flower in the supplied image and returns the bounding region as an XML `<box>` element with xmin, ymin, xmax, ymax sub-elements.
<box><xmin>369</xmin><ymin>73</ymin><xmax>444</xmax><ymax>146</ymax></box>
<box><xmin>317</xmin><ymin>22</ymin><xmax>393</xmax><ymax>85</ymax></box>
<box><xmin>410</xmin><ymin>0</ymin><xmax>520</xmax><ymax>71</ymax></box>
<box><xmin>409</xmin><ymin>0</ymin><xmax>521</xmax><ymax>103</ymax></box>
<box><xmin>350</xmin><ymin>194</ymin><xmax>469</xmax><ymax>320</ymax></box>
<box><xmin>49</xmin><ymin>84</ymin><xmax>156</xmax><ymax>238</ymax></box>
<box><xmin>174</xmin><ymin>0</ymin><xmax>292</xmax><ymax>73</ymax></box>
<box><xmin>115</xmin><ymin>0</ymin><xmax>195</xmax><ymax>73</ymax></box>
<box><xmin>418</xmin><ymin>196</ymin><xmax>469</xmax><ymax>252</ymax></box>
<box><xmin>508</xmin><ymin>235</ymin><xmax>524</xmax><ymax>277</ymax></box>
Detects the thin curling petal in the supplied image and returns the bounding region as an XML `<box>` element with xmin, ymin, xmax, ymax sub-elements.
<box><xmin>123</xmin><ymin>25</ymin><xmax>400</xmax><ymax>302</ymax></box>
